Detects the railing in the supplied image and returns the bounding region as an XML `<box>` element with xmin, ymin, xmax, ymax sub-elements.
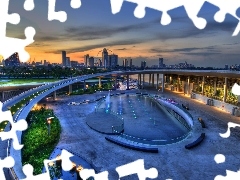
<box><xmin>118</xmin><ymin>131</ymin><xmax>191</xmax><ymax>146</ymax></box>
<box><xmin>148</xmin><ymin>95</ymin><xmax>193</xmax><ymax>130</ymax></box>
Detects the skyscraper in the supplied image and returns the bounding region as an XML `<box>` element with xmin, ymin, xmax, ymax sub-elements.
<box><xmin>141</xmin><ymin>61</ymin><xmax>146</xmax><ymax>69</ymax></box>
<box><xmin>108</xmin><ymin>54</ymin><xmax>118</xmax><ymax>67</ymax></box>
<box><xmin>98</xmin><ymin>59</ymin><xmax>102</xmax><ymax>67</ymax></box>
<box><xmin>62</xmin><ymin>51</ymin><xmax>66</xmax><ymax>66</ymax></box>
<box><xmin>102</xmin><ymin>48</ymin><xmax>108</xmax><ymax>68</ymax></box>
<box><xmin>84</xmin><ymin>54</ymin><xmax>89</xmax><ymax>67</ymax></box>
<box><xmin>66</xmin><ymin>57</ymin><xmax>71</xmax><ymax>67</ymax></box>
<box><xmin>159</xmin><ymin>58</ymin><xmax>163</xmax><ymax>68</ymax></box>
<box><xmin>4</xmin><ymin>52</ymin><xmax>20</xmax><ymax>67</ymax></box>
<box><xmin>124</xmin><ymin>59</ymin><xmax>128</xmax><ymax>67</ymax></box>
<box><xmin>130</xmin><ymin>59</ymin><xmax>132</xmax><ymax>67</ymax></box>
<box><xmin>89</xmin><ymin>57</ymin><xmax>94</xmax><ymax>67</ymax></box>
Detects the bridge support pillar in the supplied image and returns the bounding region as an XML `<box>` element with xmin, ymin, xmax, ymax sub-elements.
<box><xmin>53</xmin><ymin>91</ymin><xmax>57</xmax><ymax>100</ymax></box>
<box><xmin>187</xmin><ymin>76</ymin><xmax>190</xmax><ymax>95</ymax></box>
<box><xmin>149</xmin><ymin>74</ymin><xmax>151</xmax><ymax>85</ymax></box>
<box><xmin>177</xmin><ymin>76</ymin><xmax>180</xmax><ymax>92</ymax></box>
<box><xmin>162</xmin><ymin>74</ymin><xmax>165</xmax><ymax>93</ymax></box>
<box><xmin>223</xmin><ymin>77</ymin><xmax>227</xmax><ymax>102</ymax></box>
<box><xmin>139</xmin><ymin>74</ymin><xmax>142</xmax><ymax>88</ymax></box>
<box><xmin>69</xmin><ymin>84</ymin><xmax>72</xmax><ymax>94</ymax></box>
<box><xmin>152</xmin><ymin>74</ymin><xmax>154</xmax><ymax>87</ymax></box>
<box><xmin>126</xmin><ymin>75</ymin><xmax>130</xmax><ymax>90</ymax></box>
<box><xmin>138</xmin><ymin>74</ymin><xmax>140</xmax><ymax>85</ymax></box>
<box><xmin>115</xmin><ymin>76</ymin><xmax>117</xmax><ymax>90</ymax></box>
<box><xmin>98</xmin><ymin>77</ymin><xmax>102</xmax><ymax>88</ymax></box>
<box><xmin>142</xmin><ymin>74</ymin><xmax>145</xmax><ymax>89</ymax></box>
<box><xmin>170</xmin><ymin>76</ymin><xmax>172</xmax><ymax>84</ymax></box>
<box><xmin>156</xmin><ymin>74</ymin><xmax>159</xmax><ymax>89</ymax></box>
<box><xmin>202</xmin><ymin>76</ymin><xmax>205</xmax><ymax>95</ymax></box>
<box><xmin>214</xmin><ymin>77</ymin><xmax>217</xmax><ymax>95</ymax></box>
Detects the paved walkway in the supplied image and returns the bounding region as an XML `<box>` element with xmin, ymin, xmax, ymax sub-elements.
<box><xmin>2</xmin><ymin>88</ymin><xmax>240</xmax><ymax>180</ymax></box>
<box><xmin>45</xmin><ymin>89</ymin><xmax>240</xmax><ymax>180</ymax></box>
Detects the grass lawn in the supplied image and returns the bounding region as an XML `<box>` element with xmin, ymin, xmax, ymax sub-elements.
<box><xmin>22</xmin><ymin>108</ymin><xmax>61</xmax><ymax>175</ymax></box>
<box><xmin>0</xmin><ymin>79</ymin><xmax>59</xmax><ymax>86</ymax></box>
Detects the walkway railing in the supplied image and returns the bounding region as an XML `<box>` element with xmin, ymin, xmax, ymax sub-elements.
<box><xmin>117</xmin><ymin>131</ymin><xmax>191</xmax><ymax>146</ymax></box>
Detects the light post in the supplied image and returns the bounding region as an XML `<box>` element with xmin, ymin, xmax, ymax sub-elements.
<box><xmin>46</xmin><ymin>117</ymin><xmax>54</xmax><ymax>135</ymax></box>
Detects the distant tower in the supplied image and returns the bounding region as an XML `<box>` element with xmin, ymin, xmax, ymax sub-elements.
<box><xmin>62</xmin><ymin>51</ymin><xmax>66</xmax><ymax>66</ymax></box>
<box><xmin>130</xmin><ymin>59</ymin><xmax>132</xmax><ymax>67</ymax></box>
<box><xmin>108</xmin><ymin>54</ymin><xmax>118</xmax><ymax>67</ymax></box>
<box><xmin>102</xmin><ymin>48</ymin><xmax>108</xmax><ymax>68</ymax></box>
<box><xmin>141</xmin><ymin>61</ymin><xmax>146</xmax><ymax>69</ymax></box>
<box><xmin>124</xmin><ymin>59</ymin><xmax>128</xmax><ymax>67</ymax></box>
<box><xmin>89</xmin><ymin>57</ymin><xmax>94</xmax><ymax>67</ymax></box>
<box><xmin>159</xmin><ymin>58</ymin><xmax>163</xmax><ymax>68</ymax></box>
<box><xmin>66</xmin><ymin>57</ymin><xmax>71</xmax><ymax>67</ymax></box>
<box><xmin>225</xmin><ymin>64</ymin><xmax>228</xmax><ymax>70</ymax></box>
<box><xmin>84</xmin><ymin>54</ymin><xmax>89</xmax><ymax>67</ymax></box>
<box><xmin>98</xmin><ymin>59</ymin><xmax>102</xmax><ymax>67</ymax></box>
<box><xmin>4</xmin><ymin>52</ymin><xmax>20</xmax><ymax>67</ymax></box>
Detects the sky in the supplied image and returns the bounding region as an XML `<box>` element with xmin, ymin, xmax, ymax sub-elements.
<box><xmin>6</xmin><ymin>0</ymin><xmax>240</xmax><ymax>67</ymax></box>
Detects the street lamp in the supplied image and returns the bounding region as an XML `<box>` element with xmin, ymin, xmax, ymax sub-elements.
<box><xmin>46</xmin><ymin>117</ymin><xmax>54</xmax><ymax>135</ymax></box>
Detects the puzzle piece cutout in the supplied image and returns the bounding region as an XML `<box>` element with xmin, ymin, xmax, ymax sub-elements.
<box><xmin>116</xmin><ymin>159</ymin><xmax>158</xmax><ymax>180</ymax></box>
<box><xmin>0</xmin><ymin>0</ymin><xmax>36</xmax><ymax>62</ymax></box>
<box><xmin>21</xmin><ymin>149</ymin><xmax>74</xmax><ymax>180</ymax></box>
<box><xmin>214</xmin><ymin>154</ymin><xmax>240</xmax><ymax>179</ymax></box>
<box><xmin>0</xmin><ymin>102</ymin><xmax>28</xmax><ymax>150</ymax></box>
<box><xmin>24</xmin><ymin>0</ymin><xmax>35</xmax><ymax>11</ymax></box>
<box><xmin>219</xmin><ymin>122</ymin><xmax>240</xmax><ymax>138</ymax></box>
<box><xmin>0</xmin><ymin>156</ymin><xmax>15</xmax><ymax>180</ymax></box>
<box><xmin>79</xmin><ymin>169</ymin><xmax>108</xmax><ymax>180</ymax></box>
<box><xmin>215</xmin><ymin>170</ymin><xmax>240</xmax><ymax>180</ymax></box>
<box><xmin>232</xmin><ymin>83</ymin><xmax>240</xmax><ymax>96</ymax></box>
<box><xmin>48</xmin><ymin>0</ymin><xmax>81</xmax><ymax>22</ymax></box>
<box><xmin>110</xmin><ymin>0</ymin><xmax>240</xmax><ymax>36</ymax></box>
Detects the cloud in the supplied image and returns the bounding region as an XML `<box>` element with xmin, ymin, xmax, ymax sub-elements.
<box><xmin>150</xmin><ymin>45</ymin><xmax>219</xmax><ymax>54</ymax></box>
<box><xmin>115</xmin><ymin>48</ymin><xmax>127</xmax><ymax>50</ymax></box>
<box><xmin>180</xmin><ymin>52</ymin><xmax>221</xmax><ymax>56</ymax></box>
<box><xmin>153</xmin><ymin>18</ymin><xmax>238</xmax><ymax>40</ymax></box>
<box><xmin>45</xmin><ymin>39</ymin><xmax>145</xmax><ymax>54</ymax></box>
<box><xmin>37</xmin><ymin>19</ymin><xmax>159</xmax><ymax>43</ymax></box>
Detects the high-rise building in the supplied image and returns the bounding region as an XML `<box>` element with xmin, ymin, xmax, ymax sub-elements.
<box><xmin>129</xmin><ymin>59</ymin><xmax>132</xmax><ymax>67</ymax></box>
<box><xmin>159</xmin><ymin>58</ymin><xmax>164</xmax><ymax>68</ymax></box>
<box><xmin>89</xmin><ymin>57</ymin><xmax>94</xmax><ymax>67</ymax></box>
<box><xmin>98</xmin><ymin>59</ymin><xmax>102</xmax><ymax>67</ymax></box>
<box><xmin>141</xmin><ymin>61</ymin><xmax>146</xmax><ymax>69</ymax></box>
<box><xmin>108</xmin><ymin>54</ymin><xmax>118</xmax><ymax>67</ymax></box>
<box><xmin>44</xmin><ymin>60</ymin><xmax>47</xmax><ymax>66</ymax></box>
<box><xmin>225</xmin><ymin>64</ymin><xmax>228</xmax><ymax>70</ymax></box>
<box><xmin>66</xmin><ymin>57</ymin><xmax>71</xmax><ymax>67</ymax></box>
<box><xmin>84</xmin><ymin>54</ymin><xmax>89</xmax><ymax>67</ymax></box>
<box><xmin>71</xmin><ymin>61</ymin><xmax>78</xmax><ymax>67</ymax></box>
<box><xmin>102</xmin><ymin>48</ymin><xmax>108</xmax><ymax>68</ymax></box>
<box><xmin>4</xmin><ymin>52</ymin><xmax>20</xmax><ymax>67</ymax></box>
<box><xmin>62</xmin><ymin>51</ymin><xmax>66</xmax><ymax>66</ymax></box>
<box><xmin>124</xmin><ymin>59</ymin><xmax>128</xmax><ymax>67</ymax></box>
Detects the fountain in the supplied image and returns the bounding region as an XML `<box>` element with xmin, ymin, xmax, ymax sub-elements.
<box><xmin>105</xmin><ymin>91</ymin><xmax>111</xmax><ymax>112</ymax></box>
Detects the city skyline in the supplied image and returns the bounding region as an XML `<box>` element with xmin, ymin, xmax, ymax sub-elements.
<box><xmin>7</xmin><ymin>0</ymin><xmax>240</xmax><ymax>67</ymax></box>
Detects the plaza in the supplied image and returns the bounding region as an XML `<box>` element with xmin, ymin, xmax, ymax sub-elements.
<box><xmin>1</xmin><ymin>70</ymin><xmax>240</xmax><ymax>180</ymax></box>
<box><xmin>37</xmin><ymin>88</ymin><xmax>240</xmax><ymax>179</ymax></box>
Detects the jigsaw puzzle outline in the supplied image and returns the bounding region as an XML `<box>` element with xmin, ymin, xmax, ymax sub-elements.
<box><xmin>1</xmin><ymin>0</ymin><xmax>240</xmax><ymax>179</ymax></box>
<box><xmin>110</xmin><ymin>0</ymin><xmax>240</xmax><ymax>36</ymax></box>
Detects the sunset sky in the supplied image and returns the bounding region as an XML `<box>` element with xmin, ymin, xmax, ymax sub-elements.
<box><xmin>6</xmin><ymin>0</ymin><xmax>240</xmax><ymax>67</ymax></box>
